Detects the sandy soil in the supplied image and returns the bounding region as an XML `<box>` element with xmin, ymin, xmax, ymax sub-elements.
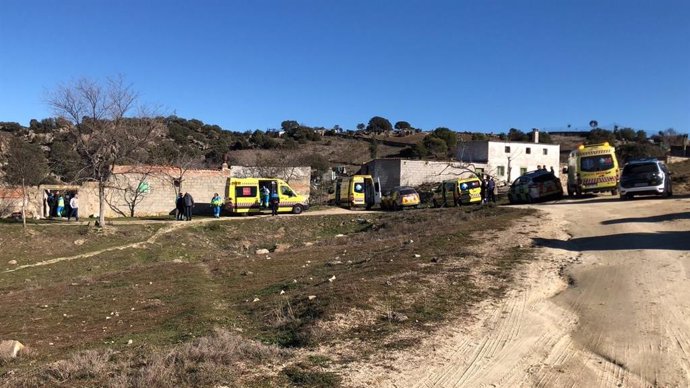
<box><xmin>347</xmin><ymin>195</ymin><xmax>690</xmax><ymax>387</ymax></box>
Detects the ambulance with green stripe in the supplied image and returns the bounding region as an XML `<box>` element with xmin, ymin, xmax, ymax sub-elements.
<box><xmin>225</xmin><ymin>178</ymin><xmax>309</xmax><ymax>215</ymax></box>
<box><xmin>564</xmin><ymin>142</ymin><xmax>620</xmax><ymax>197</ymax></box>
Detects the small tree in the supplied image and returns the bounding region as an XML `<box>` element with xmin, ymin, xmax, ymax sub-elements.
<box><xmin>2</xmin><ymin>137</ymin><xmax>50</xmax><ymax>227</ymax></box>
<box><xmin>106</xmin><ymin>165</ymin><xmax>155</xmax><ymax>217</ymax></box>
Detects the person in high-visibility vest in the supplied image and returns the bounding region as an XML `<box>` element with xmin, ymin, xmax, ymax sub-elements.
<box><xmin>211</xmin><ymin>193</ymin><xmax>223</xmax><ymax>218</ymax></box>
<box><xmin>56</xmin><ymin>192</ymin><xmax>65</xmax><ymax>219</ymax></box>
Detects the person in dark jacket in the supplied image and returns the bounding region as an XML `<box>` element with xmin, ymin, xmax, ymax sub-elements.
<box><xmin>175</xmin><ymin>193</ymin><xmax>185</xmax><ymax>220</ymax></box>
<box><xmin>183</xmin><ymin>192</ymin><xmax>194</xmax><ymax>221</ymax></box>
<box><xmin>269</xmin><ymin>183</ymin><xmax>280</xmax><ymax>216</ymax></box>
<box><xmin>480</xmin><ymin>176</ymin><xmax>487</xmax><ymax>204</ymax></box>
<box><xmin>487</xmin><ymin>176</ymin><xmax>496</xmax><ymax>203</ymax></box>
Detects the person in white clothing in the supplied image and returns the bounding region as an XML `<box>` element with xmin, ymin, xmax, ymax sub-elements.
<box><xmin>68</xmin><ymin>194</ymin><xmax>79</xmax><ymax>221</ymax></box>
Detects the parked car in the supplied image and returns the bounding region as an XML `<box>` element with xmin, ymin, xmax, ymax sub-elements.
<box><xmin>381</xmin><ymin>186</ymin><xmax>420</xmax><ymax>210</ymax></box>
<box><xmin>508</xmin><ymin>170</ymin><xmax>563</xmax><ymax>203</ymax></box>
<box><xmin>619</xmin><ymin>159</ymin><xmax>672</xmax><ymax>199</ymax></box>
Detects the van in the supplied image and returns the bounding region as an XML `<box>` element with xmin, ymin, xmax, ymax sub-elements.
<box><xmin>432</xmin><ymin>177</ymin><xmax>482</xmax><ymax>207</ymax></box>
<box><xmin>564</xmin><ymin>142</ymin><xmax>620</xmax><ymax>196</ymax></box>
<box><xmin>331</xmin><ymin>175</ymin><xmax>382</xmax><ymax>209</ymax></box>
<box><xmin>226</xmin><ymin>178</ymin><xmax>309</xmax><ymax>215</ymax></box>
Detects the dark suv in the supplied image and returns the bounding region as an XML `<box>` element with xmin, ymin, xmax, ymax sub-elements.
<box><xmin>619</xmin><ymin>159</ymin><xmax>672</xmax><ymax>199</ymax></box>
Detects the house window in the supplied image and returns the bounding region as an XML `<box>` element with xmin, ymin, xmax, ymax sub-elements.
<box><xmin>505</xmin><ymin>146</ymin><xmax>511</xmax><ymax>153</ymax></box>
<box><xmin>520</xmin><ymin>167</ymin><xmax>527</xmax><ymax>176</ymax></box>
<box><xmin>526</xmin><ymin>147</ymin><xmax>531</xmax><ymax>154</ymax></box>
<box><xmin>496</xmin><ymin>166</ymin><xmax>505</xmax><ymax>176</ymax></box>
<box><xmin>475</xmin><ymin>168</ymin><xmax>484</xmax><ymax>175</ymax></box>
<box><xmin>543</xmin><ymin>148</ymin><xmax>548</xmax><ymax>155</ymax></box>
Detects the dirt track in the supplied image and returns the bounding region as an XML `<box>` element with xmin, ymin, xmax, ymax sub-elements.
<box><xmin>350</xmin><ymin>196</ymin><xmax>690</xmax><ymax>387</ymax></box>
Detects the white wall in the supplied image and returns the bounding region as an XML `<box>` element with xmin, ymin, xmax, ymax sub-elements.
<box><xmin>486</xmin><ymin>141</ymin><xmax>560</xmax><ymax>182</ymax></box>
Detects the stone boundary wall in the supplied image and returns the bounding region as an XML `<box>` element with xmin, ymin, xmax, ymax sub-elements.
<box><xmin>667</xmin><ymin>155</ymin><xmax>690</xmax><ymax>164</ymax></box>
<box><xmin>6</xmin><ymin>164</ymin><xmax>311</xmax><ymax>219</ymax></box>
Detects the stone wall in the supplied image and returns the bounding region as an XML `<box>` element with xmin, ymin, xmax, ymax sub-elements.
<box><xmin>9</xmin><ymin>164</ymin><xmax>311</xmax><ymax>219</ymax></box>
<box><xmin>667</xmin><ymin>155</ymin><xmax>690</xmax><ymax>164</ymax></box>
<box><xmin>0</xmin><ymin>186</ymin><xmax>42</xmax><ymax>218</ymax></box>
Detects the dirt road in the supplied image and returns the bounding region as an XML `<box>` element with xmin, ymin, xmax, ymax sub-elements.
<box><xmin>350</xmin><ymin>196</ymin><xmax>690</xmax><ymax>387</ymax></box>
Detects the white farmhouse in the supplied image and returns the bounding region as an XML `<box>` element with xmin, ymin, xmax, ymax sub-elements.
<box><xmin>456</xmin><ymin>130</ymin><xmax>560</xmax><ymax>184</ymax></box>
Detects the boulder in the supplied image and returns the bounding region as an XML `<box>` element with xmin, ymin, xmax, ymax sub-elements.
<box><xmin>255</xmin><ymin>249</ymin><xmax>270</xmax><ymax>255</ymax></box>
<box><xmin>0</xmin><ymin>340</ymin><xmax>25</xmax><ymax>358</ymax></box>
<box><xmin>73</xmin><ymin>239</ymin><xmax>85</xmax><ymax>246</ymax></box>
<box><xmin>7</xmin><ymin>260</ymin><xmax>17</xmax><ymax>266</ymax></box>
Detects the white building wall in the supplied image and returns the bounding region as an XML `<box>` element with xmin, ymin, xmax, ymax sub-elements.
<box><xmin>486</xmin><ymin>141</ymin><xmax>560</xmax><ymax>183</ymax></box>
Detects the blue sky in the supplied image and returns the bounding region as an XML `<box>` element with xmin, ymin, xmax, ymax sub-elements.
<box><xmin>1</xmin><ymin>1</ymin><xmax>688</xmax><ymax>134</ymax></box>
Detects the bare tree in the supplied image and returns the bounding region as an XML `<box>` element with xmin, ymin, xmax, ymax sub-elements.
<box><xmin>105</xmin><ymin>165</ymin><xmax>155</xmax><ymax>217</ymax></box>
<box><xmin>2</xmin><ymin>137</ymin><xmax>50</xmax><ymax>228</ymax></box>
<box><xmin>47</xmin><ymin>76</ymin><xmax>163</xmax><ymax>226</ymax></box>
<box><xmin>162</xmin><ymin>153</ymin><xmax>203</xmax><ymax>196</ymax></box>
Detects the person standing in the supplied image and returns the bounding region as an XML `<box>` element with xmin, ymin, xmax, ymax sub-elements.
<box><xmin>175</xmin><ymin>193</ymin><xmax>185</xmax><ymax>221</ymax></box>
<box><xmin>260</xmin><ymin>185</ymin><xmax>270</xmax><ymax>208</ymax></box>
<box><xmin>269</xmin><ymin>184</ymin><xmax>280</xmax><ymax>216</ymax></box>
<box><xmin>183</xmin><ymin>192</ymin><xmax>194</xmax><ymax>221</ymax></box>
<box><xmin>487</xmin><ymin>177</ymin><xmax>496</xmax><ymax>203</ymax></box>
<box><xmin>56</xmin><ymin>192</ymin><xmax>65</xmax><ymax>219</ymax></box>
<box><xmin>211</xmin><ymin>193</ymin><xmax>222</xmax><ymax>218</ymax></box>
<box><xmin>46</xmin><ymin>191</ymin><xmax>55</xmax><ymax>218</ymax></box>
<box><xmin>480</xmin><ymin>176</ymin><xmax>487</xmax><ymax>204</ymax></box>
<box><xmin>68</xmin><ymin>193</ymin><xmax>79</xmax><ymax>221</ymax></box>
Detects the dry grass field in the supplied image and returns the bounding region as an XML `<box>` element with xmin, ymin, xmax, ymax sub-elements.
<box><xmin>0</xmin><ymin>206</ymin><xmax>534</xmax><ymax>387</ymax></box>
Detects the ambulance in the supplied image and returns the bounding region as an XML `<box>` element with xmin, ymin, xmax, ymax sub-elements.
<box><xmin>432</xmin><ymin>176</ymin><xmax>482</xmax><ymax>207</ymax></box>
<box><xmin>564</xmin><ymin>142</ymin><xmax>620</xmax><ymax>196</ymax></box>
<box><xmin>331</xmin><ymin>175</ymin><xmax>382</xmax><ymax>209</ymax></box>
<box><xmin>225</xmin><ymin>178</ymin><xmax>309</xmax><ymax>215</ymax></box>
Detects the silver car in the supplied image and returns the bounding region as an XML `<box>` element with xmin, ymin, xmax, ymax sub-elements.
<box><xmin>619</xmin><ymin>159</ymin><xmax>672</xmax><ymax>199</ymax></box>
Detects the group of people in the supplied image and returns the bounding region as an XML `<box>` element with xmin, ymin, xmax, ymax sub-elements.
<box><xmin>260</xmin><ymin>182</ymin><xmax>280</xmax><ymax>216</ymax></box>
<box><xmin>175</xmin><ymin>192</ymin><xmax>195</xmax><ymax>221</ymax></box>
<box><xmin>175</xmin><ymin>192</ymin><xmax>226</xmax><ymax>220</ymax></box>
<box><xmin>480</xmin><ymin>176</ymin><xmax>497</xmax><ymax>204</ymax></box>
<box><xmin>537</xmin><ymin>165</ymin><xmax>556</xmax><ymax>174</ymax></box>
<box><xmin>45</xmin><ymin>190</ymin><xmax>79</xmax><ymax>221</ymax></box>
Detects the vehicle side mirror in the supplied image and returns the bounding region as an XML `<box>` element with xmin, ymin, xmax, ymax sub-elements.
<box><xmin>562</xmin><ymin>167</ymin><xmax>568</xmax><ymax>174</ymax></box>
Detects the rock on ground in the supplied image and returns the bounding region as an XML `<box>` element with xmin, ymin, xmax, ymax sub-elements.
<box><xmin>0</xmin><ymin>340</ymin><xmax>25</xmax><ymax>358</ymax></box>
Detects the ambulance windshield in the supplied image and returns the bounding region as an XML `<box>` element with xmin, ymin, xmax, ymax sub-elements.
<box><xmin>581</xmin><ymin>155</ymin><xmax>614</xmax><ymax>172</ymax></box>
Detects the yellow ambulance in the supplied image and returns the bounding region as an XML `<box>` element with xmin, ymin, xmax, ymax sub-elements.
<box><xmin>225</xmin><ymin>178</ymin><xmax>309</xmax><ymax>215</ymax></box>
<box><xmin>331</xmin><ymin>175</ymin><xmax>381</xmax><ymax>209</ymax></box>
<box><xmin>564</xmin><ymin>142</ymin><xmax>620</xmax><ymax>196</ymax></box>
<box><xmin>432</xmin><ymin>176</ymin><xmax>482</xmax><ymax>207</ymax></box>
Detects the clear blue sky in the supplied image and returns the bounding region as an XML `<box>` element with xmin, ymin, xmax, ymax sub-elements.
<box><xmin>1</xmin><ymin>1</ymin><xmax>688</xmax><ymax>134</ymax></box>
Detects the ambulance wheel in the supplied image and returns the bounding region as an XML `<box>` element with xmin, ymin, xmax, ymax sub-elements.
<box><xmin>292</xmin><ymin>205</ymin><xmax>304</xmax><ymax>215</ymax></box>
<box><xmin>611</xmin><ymin>189</ymin><xmax>618</xmax><ymax>196</ymax></box>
